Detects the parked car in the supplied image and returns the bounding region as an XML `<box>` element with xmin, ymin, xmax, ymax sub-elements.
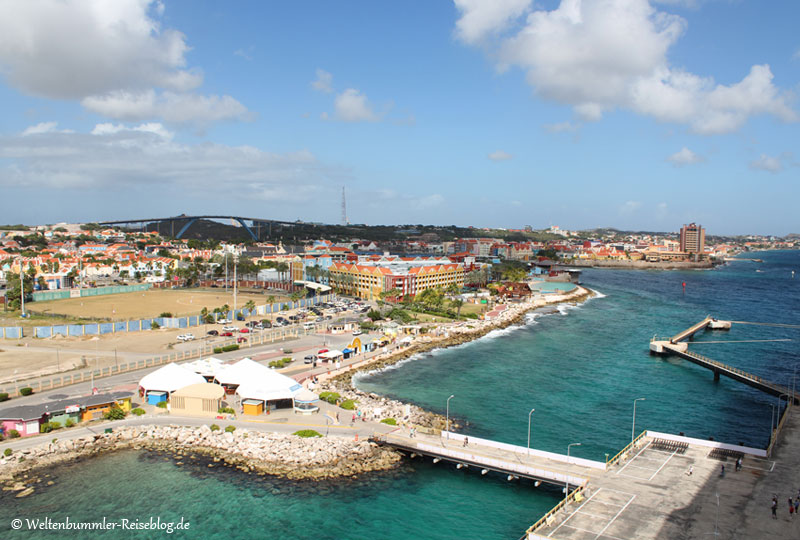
<box><xmin>207</xmin><ymin>330</ymin><xmax>219</xmax><ymax>336</ymax></box>
<box><xmin>177</xmin><ymin>333</ymin><xmax>195</xmax><ymax>342</ymax></box>
<box><xmin>352</xmin><ymin>330</ymin><xmax>363</xmax><ymax>336</ymax></box>
<box><xmin>218</xmin><ymin>318</ymin><xmax>232</xmax><ymax>324</ymax></box>
<box><xmin>220</xmin><ymin>331</ymin><xmax>234</xmax><ymax>337</ymax></box>
<box><xmin>317</xmin><ymin>348</ymin><xmax>329</xmax><ymax>354</ymax></box>
<box><xmin>260</xmin><ymin>319</ymin><xmax>273</xmax><ymax>328</ymax></box>
<box><xmin>239</xmin><ymin>328</ymin><xmax>250</xmax><ymax>333</ymax></box>
<box><xmin>304</xmin><ymin>355</ymin><xmax>316</xmax><ymax>364</ymax></box>
<box><xmin>237</xmin><ymin>337</ymin><xmax>247</xmax><ymax>343</ymax></box>
<box><xmin>223</xmin><ymin>326</ymin><xmax>237</xmax><ymax>332</ymax></box>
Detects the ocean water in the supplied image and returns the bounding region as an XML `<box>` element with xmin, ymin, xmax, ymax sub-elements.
<box><xmin>2</xmin><ymin>251</ymin><xmax>798</xmax><ymax>539</ymax></box>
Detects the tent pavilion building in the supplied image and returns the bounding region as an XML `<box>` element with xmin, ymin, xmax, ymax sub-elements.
<box><xmin>138</xmin><ymin>363</ymin><xmax>206</xmax><ymax>405</ymax></box>
<box><xmin>170</xmin><ymin>383</ymin><xmax>226</xmax><ymax>417</ymax></box>
<box><xmin>182</xmin><ymin>357</ymin><xmax>227</xmax><ymax>382</ymax></box>
<box><xmin>215</xmin><ymin>358</ymin><xmax>312</xmax><ymax>414</ymax></box>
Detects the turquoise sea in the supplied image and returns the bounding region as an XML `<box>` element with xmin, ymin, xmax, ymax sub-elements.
<box><xmin>2</xmin><ymin>251</ymin><xmax>798</xmax><ymax>539</ymax></box>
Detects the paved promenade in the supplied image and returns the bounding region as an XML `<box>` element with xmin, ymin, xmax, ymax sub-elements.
<box><xmin>531</xmin><ymin>408</ymin><xmax>800</xmax><ymax>540</ymax></box>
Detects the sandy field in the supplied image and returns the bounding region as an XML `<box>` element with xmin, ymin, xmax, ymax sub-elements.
<box><xmin>25</xmin><ymin>288</ymin><xmax>287</xmax><ymax>320</ymax></box>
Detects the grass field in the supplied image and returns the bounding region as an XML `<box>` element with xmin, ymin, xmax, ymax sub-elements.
<box><xmin>23</xmin><ymin>288</ymin><xmax>289</xmax><ymax>321</ymax></box>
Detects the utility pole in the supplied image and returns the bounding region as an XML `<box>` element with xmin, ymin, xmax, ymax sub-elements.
<box><xmin>233</xmin><ymin>253</ymin><xmax>238</xmax><ymax>314</ymax></box>
<box><xmin>20</xmin><ymin>271</ymin><xmax>25</xmax><ymax>317</ymax></box>
<box><xmin>341</xmin><ymin>186</ymin><xmax>348</xmax><ymax>225</ymax></box>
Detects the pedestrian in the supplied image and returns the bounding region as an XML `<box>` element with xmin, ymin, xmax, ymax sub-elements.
<box><xmin>686</xmin><ymin>466</ymin><xmax>693</xmax><ymax>476</ymax></box>
<box><xmin>336</xmin><ymin>412</ymin><xmax>339</xmax><ymax>423</ymax></box>
<box><xmin>351</xmin><ymin>413</ymin><xmax>356</xmax><ymax>424</ymax></box>
<box><xmin>772</xmin><ymin>497</ymin><xmax>778</xmax><ymax>519</ymax></box>
<box><xmin>794</xmin><ymin>496</ymin><xmax>799</xmax><ymax>514</ymax></box>
<box><xmin>789</xmin><ymin>498</ymin><xmax>795</xmax><ymax>518</ymax></box>
<box><xmin>720</xmin><ymin>464</ymin><xmax>725</xmax><ymax>477</ymax></box>
<box><xmin>736</xmin><ymin>457</ymin><xmax>742</xmax><ymax>471</ymax></box>
<box><xmin>463</xmin><ymin>436</ymin><xmax>469</xmax><ymax>447</ymax></box>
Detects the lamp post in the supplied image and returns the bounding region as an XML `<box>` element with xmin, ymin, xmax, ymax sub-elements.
<box><xmin>632</xmin><ymin>397</ymin><xmax>646</xmax><ymax>445</ymax></box>
<box><xmin>527</xmin><ymin>408</ymin><xmax>535</xmax><ymax>457</ymax></box>
<box><xmin>446</xmin><ymin>394</ymin><xmax>455</xmax><ymax>440</ymax></box>
<box><xmin>566</xmin><ymin>442</ymin><xmax>582</xmax><ymax>505</ymax></box>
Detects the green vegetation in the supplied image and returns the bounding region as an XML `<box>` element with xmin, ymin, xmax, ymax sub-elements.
<box><xmin>268</xmin><ymin>357</ymin><xmax>293</xmax><ymax>368</ymax></box>
<box><xmin>65</xmin><ymin>419</ymin><xmax>76</xmax><ymax>428</ymax></box>
<box><xmin>210</xmin><ymin>424</ymin><xmax>220</xmax><ymax>431</ymax></box>
<box><xmin>380</xmin><ymin>418</ymin><xmax>397</xmax><ymax>426</ymax></box>
<box><xmin>293</xmin><ymin>429</ymin><xmax>322</xmax><ymax>438</ymax></box>
<box><xmin>151</xmin><ymin>321</ymin><xmax>160</xmax><ymax>330</ymax></box>
<box><xmin>131</xmin><ymin>408</ymin><xmax>146</xmax><ymax>416</ymax></box>
<box><xmin>339</xmin><ymin>399</ymin><xmax>357</xmax><ymax>410</ymax></box>
<box><xmin>0</xmin><ymin>393</ymin><xmax>8</xmax><ymax>402</ymax></box>
<box><xmin>318</xmin><ymin>391</ymin><xmax>340</xmax><ymax>405</ymax></box>
<box><xmin>19</xmin><ymin>387</ymin><xmax>33</xmax><ymax>397</ymax></box>
<box><xmin>40</xmin><ymin>422</ymin><xmax>62</xmax><ymax>433</ymax></box>
<box><xmin>385</xmin><ymin>308</ymin><xmax>414</xmax><ymax>323</ymax></box>
<box><xmin>104</xmin><ymin>405</ymin><xmax>127</xmax><ymax>420</ymax></box>
<box><xmin>7</xmin><ymin>429</ymin><xmax>20</xmax><ymax>439</ymax></box>
<box><xmin>218</xmin><ymin>407</ymin><xmax>235</xmax><ymax>414</ymax></box>
<box><xmin>213</xmin><ymin>344</ymin><xmax>241</xmax><ymax>354</ymax></box>
<box><xmin>4</xmin><ymin>448</ymin><xmax>11</xmax><ymax>457</ymax></box>
<box><xmin>156</xmin><ymin>401</ymin><xmax>168</xmax><ymax>409</ymax></box>
<box><xmin>225</xmin><ymin>425</ymin><xmax>236</xmax><ymax>433</ymax></box>
<box><xmin>366</xmin><ymin>309</ymin><xmax>382</xmax><ymax>321</ymax></box>
<box><xmin>159</xmin><ymin>312</ymin><xmax>173</xmax><ymax>318</ymax></box>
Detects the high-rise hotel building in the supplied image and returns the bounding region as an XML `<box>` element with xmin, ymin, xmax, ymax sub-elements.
<box><xmin>680</xmin><ymin>223</ymin><xmax>705</xmax><ymax>255</ymax></box>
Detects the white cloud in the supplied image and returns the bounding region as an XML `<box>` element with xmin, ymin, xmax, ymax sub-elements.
<box><xmin>488</xmin><ymin>150</ymin><xmax>513</xmax><ymax>161</ymax></box>
<box><xmin>455</xmin><ymin>0</ymin><xmax>797</xmax><ymax>134</ymax></box>
<box><xmin>334</xmin><ymin>89</ymin><xmax>382</xmax><ymax>122</ymax></box>
<box><xmin>21</xmin><ymin>122</ymin><xmax>73</xmax><ymax>136</ymax></box>
<box><xmin>620</xmin><ymin>200</ymin><xmax>642</xmax><ymax>214</ymax></box>
<box><xmin>0</xmin><ymin>127</ymin><xmax>338</xmax><ymax>200</ymax></box>
<box><xmin>749</xmin><ymin>154</ymin><xmax>784</xmax><ymax>173</ymax></box>
<box><xmin>454</xmin><ymin>0</ymin><xmax>531</xmax><ymax>44</ymax></box>
<box><xmin>0</xmin><ymin>0</ymin><xmax>250</xmax><ymax>126</ymax></box>
<box><xmin>312</xmin><ymin>69</ymin><xmax>334</xmax><ymax>93</ymax></box>
<box><xmin>667</xmin><ymin>147</ymin><xmax>704</xmax><ymax>166</ymax></box>
<box><xmin>91</xmin><ymin>122</ymin><xmax>174</xmax><ymax>140</ymax></box>
<box><xmin>82</xmin><ymin>90</ymin><xmax>251</xmax><ymax>126</ymax></box>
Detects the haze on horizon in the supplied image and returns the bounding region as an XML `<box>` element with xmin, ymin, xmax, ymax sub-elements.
<box><xmin>0</xmin><ymin>1</ymin><xmax>798</xmax><ymax>237</ymax></box>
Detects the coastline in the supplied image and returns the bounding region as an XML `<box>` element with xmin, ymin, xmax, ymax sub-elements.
<box><xmin>567</xmin><ymin>259</ymin><xmax>716</xmax><ymax>270</ymax></box>
<box><xmin>317</xmin><ymin>286</ymin><xmax>594</xmax><ymax>429</ymax></box>
<box><xmin>1</xmin><ymin>424</ymin><xmax>402</xmax><ymax>494</ymax></box>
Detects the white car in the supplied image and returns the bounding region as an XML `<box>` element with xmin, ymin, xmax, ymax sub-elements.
<box><xmin>222</xmin><ymin>326</ymin><xmax>237</xmax><ymax>332</ymax></box>
<box><xmin>177</xmin><ymin>333</ymin><xmax>195</xmax><ymax>342</ymax></box>
<box><xmin>352</xmin><ymin>330</ymin><xmax>363</xmax><ymax>336</ymax></box>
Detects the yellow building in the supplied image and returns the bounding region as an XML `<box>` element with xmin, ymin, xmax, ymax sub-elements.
<box><xmin>328</xmin><ymin>261</ymin><xmax>464</xmax><ymax>300</ymax></box>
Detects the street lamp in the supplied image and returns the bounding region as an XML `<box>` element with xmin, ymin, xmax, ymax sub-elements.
<box><xmin>632</xmin><ymin>397</ymin><xmax>646</xmax><ymax>445</ymax></box>
<box><xmin>566</xmin><ymin>442</ymin><xmax>582</xmax><ymax>505</ymax></box>
<box><xmin>446</xmin><ymin>394</ymin><xmax>455</xmax><ymax>440</ymax></box>
<box><xmin>527</xmin><ymin>408</ymin><xmax>535</xmax><ymax>456</ymax></box>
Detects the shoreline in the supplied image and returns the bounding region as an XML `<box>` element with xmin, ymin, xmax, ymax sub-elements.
<box><xmin>317</xmin><ymin>286</ymin><xmax>594</xmax><ymax>429</ymax></box>
<box><xmin>0</xmin><ymin>424</ymin><xmax>402</xmax><ymax>494</ymax></box>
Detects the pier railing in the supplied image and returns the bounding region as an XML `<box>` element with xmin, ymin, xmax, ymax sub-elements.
<box><xmin>520</xmin><ymin>479</ymin><xmax>589</xmax><ymax>539</ymax></box>
<box><xmin>767</xmin><ymin>401</ymin><xmax>793</xmax><ymax>457</ymax></box>
<box><xmin>606</xmin><ymin>430</ymin><xmax>647</xmax><ymax>468</ymax></box>
<box><xmin>674</xmin><ymin>347</ymin><xmax>786</xmax><ymax>391</ymax></box>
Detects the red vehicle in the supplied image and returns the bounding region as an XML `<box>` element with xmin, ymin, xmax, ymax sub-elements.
<box><xmin>239</xmin><ymin>328</ymin><xmax>250</xmax><ymax>333</ymax></box>
<box><xmin>237</xmin><ymin>337</ymin><xmax>247</xmax><ymax>343</ymax></box>
<box><xmin>221</xmin><ymin>331</ymin><xmax>233</xmax><ymax>337</ymax></box>
<box><xmin>317</xmin><ymin>348</ymin><xmax>329</xmax><ymax>355</ymax></box>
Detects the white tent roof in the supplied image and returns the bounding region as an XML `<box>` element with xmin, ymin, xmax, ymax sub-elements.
<box><xmin>182</xmin><ymin>357</ymin><xmax>226</xmax><ymax>377</ymax></box>
<box><xmin>235</xmin><ymin>368</ymin><xmax>303</xmax><ymax>402</ymax></box>
<box><xmin>213</xmin><ymin>358</ymin><xmax>269</xmax><ymax>386</ymax></box>
<box><xmin>318</xmin><ymin>349</ymin><xmax>343</xmax><ymax>359</ymax></box>
<box><xmin>294</xmin><ymin>388</ymin><xmax>319</xmax><ymax>403</ymax></box>
<box><xmin>139</xmin><ymin>363</ymin><xmax>206</xmax><ymax>394</ymax></box>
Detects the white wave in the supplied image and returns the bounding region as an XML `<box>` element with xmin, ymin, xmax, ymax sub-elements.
<box><xmin>557</xmin><ymin>304</ymin><xmax>571</xmax><ymax>315</ymax></box>
<box><xmin>587</xmin><ymin>287</ymin><xmax>607</xmax><ymax>299</ymax></box>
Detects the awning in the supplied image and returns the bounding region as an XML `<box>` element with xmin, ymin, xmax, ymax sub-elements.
<box><xmin>342</xmin><ymin>348</ymin><xmax>354</xmax><ymax>353</ymax></box>
<box><xmin>318</xmin><ymin>349</ymin><xmax>343</xmax><ymax>359</ymax></box>
<box><xmin>294</xmin><ymin>388</ymin><xmax>319</xmax><ymax>404</ymax></box>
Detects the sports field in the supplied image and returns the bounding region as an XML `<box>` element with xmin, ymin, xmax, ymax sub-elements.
<box><xmin>27</xmin><ymin>288</ymin><xmax>289</xmax><ymax>320</ymax></box>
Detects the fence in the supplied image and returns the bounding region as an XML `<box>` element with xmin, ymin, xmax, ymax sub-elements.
<box><xmin>31</xmin><ymin>284</ymin><xmax>152</xmax><ymax>302</ymax></box>
<box><xmin>1</xmin><ymin>294</ymin><xmax>335</xmax><ymax>339</ymax></box>
<box><xmin>0</xmin><ymin>323</ymin><xmax>323</xmax><ymax>397</ymax></box>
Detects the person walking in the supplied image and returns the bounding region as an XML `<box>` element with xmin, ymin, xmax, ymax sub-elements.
<box><xmin>771</xmin><ymin>496</ymin><xmax>778</xmax><ymax>519</ymax></box>
<box><xmin>463</xmin><ymin>436</ymin><xmax>469</xmax><ymax>447</ymax></box>
<box><xmin>794</xmin><ymin>496</ymin><xmax>799</xmax><ymax>515</ymax></box>
<box><xmin>789</xmin><ymin>498</ymin><xmax>795</xmax><ymax>518</ymax></box>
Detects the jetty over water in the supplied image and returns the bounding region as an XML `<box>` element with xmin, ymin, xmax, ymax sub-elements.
<box><xmin>650</xmin><ymin>317</ymin><xmax>797</xmax><ymax>404</ymax></box>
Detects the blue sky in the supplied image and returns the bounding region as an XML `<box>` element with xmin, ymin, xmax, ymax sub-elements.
<box><xmin>0</xmin><ymin>0</ymin><xmax>798</xmax><ymax>236</ymax></box>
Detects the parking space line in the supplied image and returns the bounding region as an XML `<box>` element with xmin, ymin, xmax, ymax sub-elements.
<box><xmin>576</xmin><ymin>510</ymin><xmax>612</xmax><ymax>520</ymax></box>
<box><xmin>549</xmin><ymin>487</ymin><xmax>605</xmax><ymax>536</ymax></box>
<box><xmin>648</xmin><ymin>449</ymin><xmax>677</xmax><ymax>481</ymax></box>
<box><xmin>615</xmin><ymin>441</ymin><xmax>652</xmax><ymax>475</ymax></box>
<box><xmin>593</xmin><ymin>494</ymin><xmax>636</xmax><ymax>540</ymax></box>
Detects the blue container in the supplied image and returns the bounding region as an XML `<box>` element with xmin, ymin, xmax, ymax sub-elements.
<box><xmin>146</xmin><ymin>391</ymin><xmax>167</xmax><ymax>405</ymax></box>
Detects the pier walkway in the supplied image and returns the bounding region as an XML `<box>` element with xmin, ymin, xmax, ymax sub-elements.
<box><xmin>373</xmin><ymin>430</ymin><xmax>599</xmax><ymax>488</ymax></box>
<box><xmin>650</xmin><ymin>317</ymin><xmax>797</xmax><ymax>403</ymax></box>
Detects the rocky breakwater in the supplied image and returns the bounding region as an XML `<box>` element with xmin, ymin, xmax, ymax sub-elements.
<box><xmin>319</xmin><ymin>286</ymin><xmax>593</xmax><ymax>429</ymax></box>
<box><xmin>0</xmin><ymin>424</ymin><xmax>402</xmax><ymax>495</ymax></box>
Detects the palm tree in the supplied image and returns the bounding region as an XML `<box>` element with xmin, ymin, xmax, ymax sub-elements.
<box><xmin>450</xmin><ymin>298</ymin><xmax>464</xmax><ymax>319</ymax></box>
<box><xmin>266</xmin><ymin>295</ymin><xmax>276</xmax><ymax>321</ymax></box>
<box><xmin>244</xmin><ymin>300</ymin><xmax>256</xmax><ymax>318</ymax></box>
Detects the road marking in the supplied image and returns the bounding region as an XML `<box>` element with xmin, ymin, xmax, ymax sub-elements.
<box><xmin>593</xmin><ymin>493</ymin><xmax>636</xmax><ymax>540</ymax></box>
<box><xmin>549</xmin><ymin>487</ymin><xmax>605</xmax><ymax>536</ymax></box>
<box><xmin>648</xmin><ymin>449</ymin><xmax>677</xmax><ymax>481</ymax></box>
<box><xmin>615</xmin><ymin>441</ymin><xmax>652</xmax><ymax>475</ymax></box>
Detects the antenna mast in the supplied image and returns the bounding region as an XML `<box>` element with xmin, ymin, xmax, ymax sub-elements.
<box><xmin>341</xmin><ymin>186</ymin><xmax>348</xmax><ymax>225</ymax></box>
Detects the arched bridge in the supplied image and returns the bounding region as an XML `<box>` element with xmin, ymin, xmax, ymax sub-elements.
<box><xmin>96</xmin><ymin>215</ymin><xmax>314</xmax><ymax>241</ymax></box>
